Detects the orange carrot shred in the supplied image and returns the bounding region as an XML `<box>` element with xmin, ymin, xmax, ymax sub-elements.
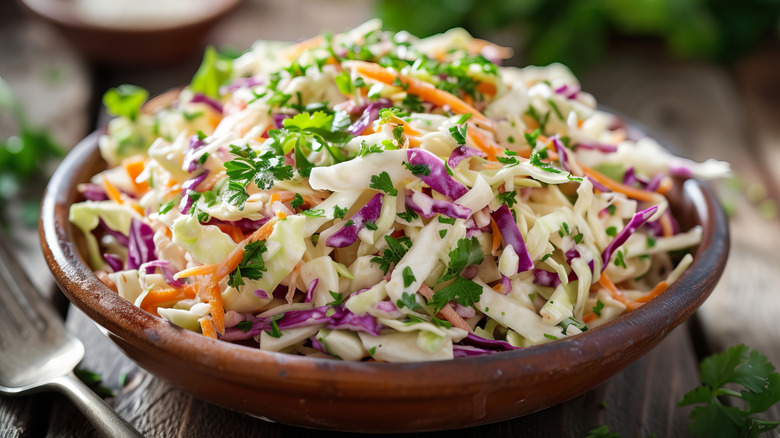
<box><xmin>631</xmin><ymin>281</ymin><xmax>669</xmax><ymax>306</ymax></box>
<box><xmin>467</xmin><ymin>123</ymin><xmax>499</xmax><ymax>161</ymax></box>
<box><xmin>583</xmin><ymin>313</ymin><xmax>598</xmax><ymax>323</ymax></box>
<box><xmin>417</xmin><ymin>283</ymin><xmax>471</xmax><ymax>333</ymax></box>
<box><xmin>123</xmin><ymin>156</ymin><xmax>149</xmax><ymax>194</ymax></box>
<box><xmin>598</xmin><ymin>272</ymin><xmax>631</xmax><ymax>307</ymax></box>
<box><xmin>200</xmin><ymin>318</ymin><xmax>217</xmax><ymax>339</ymax></box>
<box><xmin>490</xmin><ymin>217</ymin><xmax>501</xmax><ymax>255</ymax></box>
<box><xmin>351</xmin><ymin>61</ymin><xmax>491</xmax><ymax>127</ymax></box>
<box><xmin>580</xmin><ymin>164</ymin><xmax>659</xmax><ymax>202</ymax></box>
<box><xmin>102</xmin><ymin>175</ymin><xmax>123</xmax><ymax>205</ymax></box>
<box><xmin>175</xmin><ymin>264</ymin><xmax>219</xmax><ymax>279</ymax></box>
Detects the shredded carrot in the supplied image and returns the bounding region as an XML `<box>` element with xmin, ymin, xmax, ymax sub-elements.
<box><xmin>467</xmin><ymin>123</ymin><xmax>499</xmax><ymax>161</ymax></box>
<box><xmin>102</xmin><ymin>175</ymin><xmax>124</xmax><ymax>205</ymax></box>
<box><xmin>476</xmin><ymin>81</ymin><xmax>497</xmax><ymax>97</ymax></box>
<box><xmin>659</xmin><ymin>213</ymin><xmax>674</xmax><ymax>237</ymax></box>
<box><xmin>286</xmin><ymin>262</ymin><xmax>302</xmax><ymax>304</ymax></box>
<box><xmin>580</xmin><ymin>164</ymin><xmax>659</xmax><ymax>202</ymax></box>
<box><xmin>270</xmin><ymin>192</ymin><xmax>281</xmax><ymax>205</ymax></box>
<box><xmin>200</xmin><ymin>218</ymin><xmax>279</xmax><ymax>297</ymax></box>
<box><xmin>282</xmin><ymin>35</ymin><xmax>324</xmax><ymax>60</ymax></box>
<box><xmin>175</xmin><ymin>264</ymin><xmax>219</xmax><ymax>279</ymax></box>
<box><xmin>351</xmin><ymin>61</ymin><xmax>492</xmax><ymax>127</ymax></box>
<box><xmin>468</xmin><ymin>38</ymin><xmax>514</xmax><ymax>60</ymax></box>
<box><xmin>656</xmin><ymin>176</ymin><xmax>673</xmax><ymax>195</ymax></box>
<box><xmin>490</xmin><ymin>217</ymin><xmax>501</xmax><ymax>255</ymax></box>
<box><xmin>598</xmin><ymin>272</ymin><xmax>631</xmax><ymax>307</ymax></box>
<box><xmin>583</xmin><ymin>313</ymin><xmax>598</xmax><ymax>323</ymax></box>
<box><xmin>417</xmin><ymin>283</ymin><xmax>471</xmax><ymax>333</ymax></box>
<box><xmin>202</xmin><ymin>283</ymin><xmax>225</xmax><ymax>335</ymax></box>
<box><xmin>214</xmin><ymin>222</ymin><xmax>245</xmax><ymax>243</ymax></box>
<box><xmin>631</xmin><ymin>281</ymin><xmax>669</xmax><ymax>306</ymax></box>
<box><xmin>123</xmin><ymin>156</ymin><xmax>149</xmax><ymax>194</ymax></box>
<box><xmin>199</xmin><ymin>317</ymin><xmax>217</xmax><ymax>339</ymax></box>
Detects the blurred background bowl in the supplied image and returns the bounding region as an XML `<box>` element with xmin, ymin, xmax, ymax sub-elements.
<box><xmin>17</xmin><ymin>0</ymin><xmax>243</xmax><ymax>66</ymax></box>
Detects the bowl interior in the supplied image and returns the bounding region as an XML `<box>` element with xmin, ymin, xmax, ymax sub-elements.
<box><xmin>39</xmin><ymin>116</ymin><xmax>729</xmax><ymax>432</ymax></box>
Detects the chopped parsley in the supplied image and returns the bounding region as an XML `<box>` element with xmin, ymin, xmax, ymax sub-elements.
<box><xmin>396</xmin><ymin>291</ymin><xmax>421</xmax><ymax>311</ymax></box>
<box><xmin>496</xmin><ymin>190</ymin><xmax>518</xmax><ymax>208</ymax></box>
<box><xmin>370</xmin><ymin>235</ymin><xmax>413</xmax><ymax>274</ymax></box>
<box><xmin>369</xmin><ymin>171</ymin><xmax>398</xmax><ymax>196</ymax></box>
<box><xmin>614</xmin><ymin>249</ymin><xmax>627</xmax><ymax>269</ymax></box>
<box><xmin>592</xmin><ymin>300</ymin><xmax>604</xmax><ymax>317</ymax></box>
<box><xmin>431</xmin><ymin>276</ymin><xmax>483</xmax><ymax>313</ymax></box>
<box><xmin>396</xmin><ymin>210</ymin><xmax>419</xmax><ymax>222</ymax></box>
<box><xmin>402</xmin><ymin>162</ymin><xmax>431</xmax><ymax>176</ymax></box>
<box><xmin>228</xmin><ymin>240</ymin><xmax>268</xmax><ymax>288</ymax></box>
<box><xmin>365</xmin><ymin>220</ymin><xmax>378</xmax><ymax>231</ymax></box>
<box><xmin>333</xmin><ymin>205</ymin><xmax>348</xmax><ymax>219</ymax></box>
<box><xmin>326</xmin><ymin>291</ymin><xmax>344</xmax><ymax>306</ymax></box>
<box><xmin>606</xmin><ymin>226</ymin><xmax>618</xmax><ymax>237</ymax></box>
<box><xmin>159</xmin><ymin>200</ymin><xmax>175</xmax><ymax>215</ymax></box>
<box><xmin>449</xmin><ymin>124</ymin><xmax>468</xmax><ymax>145</ymax></box>
<box><xmin>291</xmin><ymin>193</ymin><xmax>304</xmax><ymax>210</ymax></box>
<box><xmin>224</xmin><ymin>145</ymin><xmax>294</xmax><ymax>209</ymax></box>
<box><xmin>438</xmin><ymin>236</ymin><xmax>485</xmax><ymax>283</ymax></box>
<box><xmin>402</xmin><ymin>266</ymin><xmax>416</xmax><ymax>288</ymax></box>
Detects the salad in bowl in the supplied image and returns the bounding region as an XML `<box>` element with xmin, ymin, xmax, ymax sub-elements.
<box><xmin>69</xmin><ymin>20</ymin><xmax>729</xmax><ymax>363</ymax></box>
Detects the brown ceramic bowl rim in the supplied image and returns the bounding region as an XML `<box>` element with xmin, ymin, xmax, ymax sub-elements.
<box><xmin>40</xmin><ymin>120</ymin><xmax>729</xmax><ymax>403</ymax></box>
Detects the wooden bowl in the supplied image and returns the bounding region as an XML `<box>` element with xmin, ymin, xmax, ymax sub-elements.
<box><xmin>39</xmin><ymin>116</ymin><xmax>729</xmax><ymax>433</ymax></box>
<box><xmin>18</xmin><ymin>0</ymin><xmax>242</xmax><ymax>65</ymax></box>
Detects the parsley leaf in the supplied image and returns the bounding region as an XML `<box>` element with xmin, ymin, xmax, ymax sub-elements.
<box><xmin>224</xmin><ymin>145</ymin><xmax>294</xmax><ymax>209</ymax></box>
<box><xmin>431</xmin><ymin>276</ymin><xmax>483</xmax><ymax>313</ymax></box>
<box><xmin>396</xmin><ymin>291</ymin><xmax>421</xmax><ymax>311</ymax></box>
<box><xmin>525</xmin><ymin>105</ymin><xmax>550</xmax><ymax>132</ymax></box>
<box><xmin>291</xmin><ymin>193</ymin><xmax>304</xmax><ymax>210</ymax></box>
<box><xmin>439</xmin><ymin>237</ymin><xmax>485</xmax><ymax>283</ymax></box>
<box><xmin>449</xmin><ymin>124</ymin><xmax>468</xmax><ymax>145</ymax></box>
<box><xmin>228</xmin><ymin>240</ymin><xmax>268</xmax><ymax>288</ymax></box>
<box><xmin>396</xmin><ymin>210</ymin><xmax>419</xmax><ymax>222</ymax></box>
<box><xmin>190</xmin><ymin>46</ymin><xmax>233</xmax><ymax>99</ymax></box>
<box><xmin>370</xmin><ymin>235</ymin><xmax>412</xmax><ymax>274</ymax></box>
<box><xmin>333</xmin><ymin>205</ymin><xmax>348</xmax><ymax>219</ymax></box>
<box><xmin>326</xmin><ymin>291</ymin><xmax>344</xmax><ymax>306</ymax></box>
<box><xmin>496</xmin><ymin>191</ymin><xmax>518</xmax><ymax>208</ymax></box>
<box><xmin>679</xmin><ymin>345</ymin><xmax>780</xmax><ymax>437</ymax></box>
<box><xmin>102</xmin><ymin>85</ymin><xmax>149</xmax><ymax>122</ymax></box>
<box><xmin>159</xmin><ymin>200</ymin><xmax>175</xmax><ymax>215</ymax></box>
<box><xmin>369</xmin><ymin>171</ymin><xmax>398</xmax><ymax>196</ymax></box>
<box><xmin>592</xmin><ymin>300</ymin><xmax>604</xmax><ymax>317</ymax></box>
<box><xmin>402</xmin><ymin>266</ymin><xmax>416</xmax><ymax>288</ymax></box>
<box><xmin>403</xmin><ymin>162</ymin><xmax>431</xmax><ymax>176</ymax></box>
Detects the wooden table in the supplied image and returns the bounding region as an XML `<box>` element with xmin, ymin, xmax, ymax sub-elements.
<box><xmin>3</xmin><ymin>1</ymin><xmax>780</xmax><ymax>436</ymax></box>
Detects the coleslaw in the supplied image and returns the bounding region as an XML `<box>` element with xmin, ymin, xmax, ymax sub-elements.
<box><xmin>70</xmin><ymin>20</ymin><xmax>730</xmax><ymax>362</ymax></box>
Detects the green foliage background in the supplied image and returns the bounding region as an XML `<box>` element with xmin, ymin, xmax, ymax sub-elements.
<box><xmin>376</xmin><ymin>0</ymin><xmax>780</xmax><ymax>72</ymax></box>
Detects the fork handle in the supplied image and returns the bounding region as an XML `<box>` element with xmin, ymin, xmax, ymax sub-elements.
<box><xmin>50</xmin><ymin>372</ymin><xmax>145</xmax><ymax>438</ymax></box>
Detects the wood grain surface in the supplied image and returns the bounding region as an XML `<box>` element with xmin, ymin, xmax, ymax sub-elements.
<box><xmin>3</xmin><ymin>1</ymin><xmax>780</xmax><ymax>436</ymax></box>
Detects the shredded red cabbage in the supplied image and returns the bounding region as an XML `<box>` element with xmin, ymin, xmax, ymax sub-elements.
<box><xmin>80</xmin><ymin>183</ymin><xmax>108</xmax><ymax>201</ymax></box>
<box><xmin>346</xmin><ymin>98</ymin><xmax>392</xmax><ymax>136</ymax></box>
<box><xmin>205</xmin><ymin>217</ymin><xmax>270</xmax><ymax>233</ymax></box>
<box><xmin>127</xmin><ymin>218</ymin><xmax>156</xmax><ymax>270</ymax></box>
<box><xmin>326</xmin><ymin>193</ymin><xmax>384</xmax><ymax>248</ymax></box>
<box><xmin>533</xmin><ymin>269</ymin><xmax>561</xmax><ymax>288</ymax></box>
<box><xmin>181</xmin><ymin>170</ymin><xmax>209</xmax><ymax>193</ymax></box>
<box><xmin>575</xmin><ymin>141</ymin><xmax>618</xmax><ymax>153</ymax></box>
<box><xmin>406</xmin><ymin>149</ymin><xmax>468</xmax><ymax>200</ymax></box>
<box><xmin>553</xmin><ymin>137</ymin><xmax>573</xmax><ymax>173</ymax></box>
<box><xmin>587</xmin><ymin>176</ymin><xmax>611</xmax><ymax>193</ymax></box>
<box><xmin>98</xmin><ymin>218</ymin><xmax>129</xmax><ymax>247</ymax></box>
<box><xmin>460</xmin><ymin>332</ymin><xmax>521</xmax><ymax>352</ymax></box>
<box><xmin>600</xmin><ymin>205</ymin><xmax>658</xmax><ymax>271</ymax></box>
<box><xmin>500</xmin><ymin>273</ymin><xmax>512</xmax><ymax>295</ymax></box>
<box><xmin>191</xmin><ymin>93</ymin><xmax>223</xmax><ymax>114</ymax></box>
<box><xmin>447</xmin><ymin>145</ymin><xmax>486</xmax><ymax>169</ymax></box>
<box><xmin>140</xmin><ymin>260</ymin><xmax>186</xmax><ymax>288</ymax></box>
<box><xmin>404</xmin><ymin>190</ymin><xmax>471</xmax><ymax>220</ymax></box>
<box><xmin>327</xmin><ymin>310</ymin><xmax>382</xmax><ymax>336</ymax></box>
<box><xmin>304</xmin><ymin>278</ymin><xmax>318</xmax><ymax>303</ymax></box>
<box><xmin>221</xmin><ymin>75</ymin><xmax>264</xmax><ymax>94</ymax></box>
<box><xmin>554</xmin><ymin>84</ymin><xmax>580</xmax><ymax>100</ymax></box>
<box><xmin>490</xmin><ymin>205</ymin><xmax>533</xmax><ymax>272</ymax></box>
<box><xmin>103</xmin><ymin>253</ymin><xmax>123</xmax><ymax>272</ymax></box>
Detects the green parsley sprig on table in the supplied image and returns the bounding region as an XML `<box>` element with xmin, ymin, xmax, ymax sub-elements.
<box><xmin>679</xmin><ymin>344</ymin><xmax>780</xmax><ymax>438</ymax></box>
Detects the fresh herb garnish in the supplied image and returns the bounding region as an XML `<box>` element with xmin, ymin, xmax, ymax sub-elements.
<box><xmin>679</xmin><ymin>344</ymin><xmax>780</xmax><ymax>437</ymax></box>
<box><xmin>369</xmin><ymin>171</ymin><xmax>398</xmax><ymax>196</ymax></box>
<box><xmin>438</xmin><ymin>237</ymin><xmax>484</xmax><ymax>283</ymax></box>
<box><xmin>496</xmin><ymin>191</ymin><xmax>518</xmax><ymax>208</ymax></box>
<box><xmin>402</xmin><ymin>266</ymin><xmax>416</xmax><ymax>288</ymax></box>
<box><xmin>431</xmin><ymin>276</ymin><xmax>483</xmax><ymax>313</ymax></box>
<box><xmin>396</xmin><ymin>291</ymin><xmax>421</xmax><ymax>311</ymax></box>
<box><xmin>403</xmin><ymin>161</ymin><xmax>431</xmax><ymax>176</ymax></box>
<box><xmin>190</xmin><ymin>46</ymin><xmax>233</xmax><ymax>98</ymax></box>
<box><xmin>102</xmin><ymin>85</ymin><xmax>149</xmax><ymax>121</ymax></box>
<box><xmin>224</xmin><ymin>145</ymin><xmax>294</xmax><ymax>209</ymax></box>
<box><xmin>228</xmin><ymin>240</ymin><xmax>268</xmax><ymax>288</ymax></box>
<box><xmin>370</xmin><ymin>235</ymin><xmax>413</xmax><ymax>274</ymax></box>
<box><xmin>592</xmin><ymin>300</ymin><xmax>604</xmax><ymax>317</ymax></box>
<box><xmin>291</xmin><ymin>193</ymin><xmax>304</xmax><ymax>210</ymax></box>
<box><xmin>333</xmin><ymin>205</ymin><xmax>348</xmax><ymax>219</ymax></box>
<box><xmin>159</xmin><ymin>201</ymin><xmax>175</xmax><ymax>215</ymax></box>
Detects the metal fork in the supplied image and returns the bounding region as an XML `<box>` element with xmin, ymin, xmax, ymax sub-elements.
<box><xmin>0</xmin><ymin>233</ymin><xmax>143</xmax><ymax>437</ymax></box>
